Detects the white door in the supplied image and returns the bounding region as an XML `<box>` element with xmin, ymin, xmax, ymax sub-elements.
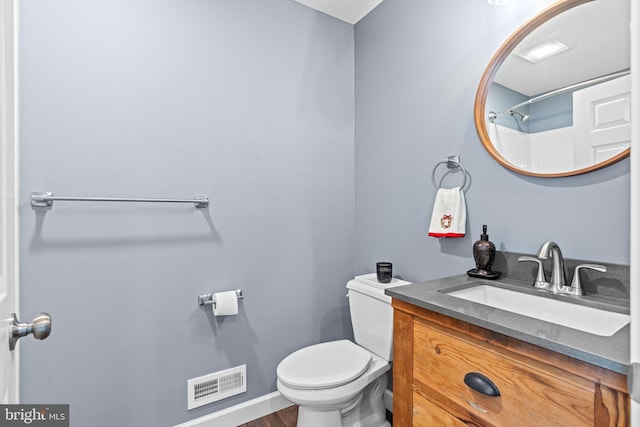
<box><xmin>0</xmin><ymin>0</ymin><xmax>18</xmax><ymax>404</ymax></box>
<box><xmin>572</xmin><ymin>75</ymin><xmax>631</xmax><ymax>170</ymax></box>
<box><xmin>631</xmin><ymin>0</ymin><xmax>640</xmax><ymax>424</ymax></box>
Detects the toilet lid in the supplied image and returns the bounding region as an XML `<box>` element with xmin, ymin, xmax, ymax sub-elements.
<box><xmin>277</xmin><ymin>340</ymin><xmax>372</xmax><ymax>389</ymax></box>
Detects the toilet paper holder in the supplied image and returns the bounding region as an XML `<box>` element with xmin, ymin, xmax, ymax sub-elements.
<box><xmin>198</xmin><ymin>289</ymin><xmax>244</xmax><ymax>309</ymax></box>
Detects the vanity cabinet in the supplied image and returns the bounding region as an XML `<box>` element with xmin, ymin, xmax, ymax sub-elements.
<box><xmin>392</xmin><ymin>299</ymin><xmax>630</xmax><ymax>426</ymax></box>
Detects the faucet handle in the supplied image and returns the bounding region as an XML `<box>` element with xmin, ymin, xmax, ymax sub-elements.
<box><xmin>569</xmin><ymin>264</ymin><xmax>607</xmax><ymax>296</ymax></box>
<box><xmin>517</xmin><ymin>256</ymin><xmax>550</xmax><ymax>290</ymax></box>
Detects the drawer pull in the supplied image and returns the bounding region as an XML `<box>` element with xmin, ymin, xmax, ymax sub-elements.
<box><xmin>464</xmin><ymin>372</ymin><xmax>500</xmax><ymax>397</ymax></box>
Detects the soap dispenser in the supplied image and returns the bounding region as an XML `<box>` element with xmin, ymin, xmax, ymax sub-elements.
<box><xmin>467</xmin><ymin>225</ymin><xmax>501</xmax><ymax>279</ymax></box>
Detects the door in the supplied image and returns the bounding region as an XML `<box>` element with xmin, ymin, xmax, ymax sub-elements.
<box><xmin>572</xmin><ymin>75</ymin><xmax>631</xmax><ymax>170</ymax></box>
<box><xmin>0</xmin><ymin>0</ymin><xmax>18</xmax><ymax>404</ymax></box>
<box><xmin>631</xmin><ymin>0</ymin><xmax>640</xmax><ymax>424</ymax></box>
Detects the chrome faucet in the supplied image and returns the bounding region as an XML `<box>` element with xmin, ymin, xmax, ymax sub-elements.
<box><xmin>536</xmin><ymin>241</ymin><xmax>567</xmax><ymax>293</ymax></box>
<box><xmin>521</xmin><ymin>241</ymin><xmax>608</xmax><ymax>296</ymax></box>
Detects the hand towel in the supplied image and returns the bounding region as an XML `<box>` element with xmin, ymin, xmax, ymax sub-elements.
<box><xmin>428</xmin><ymin>187</ymin><xmax>466</xmax><ymax>238</ymax></box>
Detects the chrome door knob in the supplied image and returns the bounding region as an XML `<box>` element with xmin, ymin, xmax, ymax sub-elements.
<box><xmin>9</xmin><ymin>312</ymin><xmax>52</xmax><ymax>351</ymax></box>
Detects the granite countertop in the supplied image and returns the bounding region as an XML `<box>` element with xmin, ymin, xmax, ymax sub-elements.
<box><xmin>386</xmin><ymin>273</ymin><xmax>630</xmax><ymax>375</ymax></box>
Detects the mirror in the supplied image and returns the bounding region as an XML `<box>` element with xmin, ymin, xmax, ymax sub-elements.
<box><xmin>474</xmin><ymin>0</ymin><xmax>630</xmax><ymax>177</ymax></box>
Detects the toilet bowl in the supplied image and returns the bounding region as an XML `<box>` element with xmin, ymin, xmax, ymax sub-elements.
<box><xmin>276</xmin><ymin>274</ymin><xmax>411</xmax><ymax>427</ymax></box>
<box><xmin>277</xmin><ymin>340</ymin><xmax>390</xmax><ymax>427</ymax></box>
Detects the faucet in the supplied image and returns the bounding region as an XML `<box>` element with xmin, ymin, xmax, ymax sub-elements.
<box><xmin>568</xmin><ymin>264</ymin><xmax>607</xmax><ymax>296</ymax></box>
<box><xmin>517</xmin><ymin>255</ymin><xmax>550</xmax><ymax>290</ymax></box>
<box><xmin>522</xmin><ymin>241</ymin><xmax>608</xmax><ymax>296</ymax></box>
<box><xmin>536</xmin><ymin>241</ymin><xmax>567</xmax><ymax>293</ymax></box>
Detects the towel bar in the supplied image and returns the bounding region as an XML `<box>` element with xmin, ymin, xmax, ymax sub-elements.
<box><xmin>31</xmin><ymin>192</ymin><xmax>209</xmax><ymax>209</ymax></box>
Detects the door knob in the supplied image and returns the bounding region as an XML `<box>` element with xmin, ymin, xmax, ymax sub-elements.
<box><xmin>9</xmin><ymin>312</ymin><xmax>52</xmax><ymax>351</ymax></box>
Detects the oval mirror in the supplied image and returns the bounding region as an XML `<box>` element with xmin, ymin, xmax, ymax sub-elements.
<box><xmin>474</xmin><ymin>0</ymin><xmax>630</xmax><ymax>177</ymax></box>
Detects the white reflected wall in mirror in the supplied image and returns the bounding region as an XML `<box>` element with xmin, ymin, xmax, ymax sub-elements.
<box><xmin>475</xmin><ymin>0</ymin><xmax>630</xmax><ymax>177</ymax></box>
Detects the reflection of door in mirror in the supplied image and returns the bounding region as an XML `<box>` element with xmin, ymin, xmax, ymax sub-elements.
<box><xmin>573</xmin><ymin>75</ymin><xmax>630</xmax><ymax>170</ymax></box>
<box><xmin>475</xmin><ymin>0</ymin><xmax>630</xmax><ymax>177</ymax></box>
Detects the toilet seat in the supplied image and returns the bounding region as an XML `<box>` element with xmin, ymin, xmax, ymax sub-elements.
<box><xmin>277</xmin><ymin>340</ymin><xmax>372</xmax><ymax>390</ymax></box>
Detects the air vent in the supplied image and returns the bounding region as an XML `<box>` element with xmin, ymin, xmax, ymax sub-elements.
<box><xmin>187</xmin><ymin>365</ymin><xmax>247</xmax><ymax>410</ymax></box>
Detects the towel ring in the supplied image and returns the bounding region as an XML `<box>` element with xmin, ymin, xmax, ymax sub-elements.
<box><xmin>432</xmin><ymin>156</ymin><xmax>467</xmax><ymax>190</ymax></box>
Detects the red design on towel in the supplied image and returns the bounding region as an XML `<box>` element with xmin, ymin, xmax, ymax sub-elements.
<box><xmin>440</xmin><ymin>214</ymin><xmax>453</xmax><ymax>229</ymax></box>
<box><xmin>428</xmin><ymin>213</ymin><xmax>464</xmax><ymax>237</ymax></box>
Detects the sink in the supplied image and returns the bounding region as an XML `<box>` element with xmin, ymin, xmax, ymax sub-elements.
<box><xmin>445</xmin><ymin>284</ymin><xmax>629</xmax><ymax>337</ymax></box>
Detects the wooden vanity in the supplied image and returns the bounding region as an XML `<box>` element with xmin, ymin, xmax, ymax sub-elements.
<box><xmin>392</xmin><ymin>299</ymin><xmax>630</xmax><ymax>426</ymax></box>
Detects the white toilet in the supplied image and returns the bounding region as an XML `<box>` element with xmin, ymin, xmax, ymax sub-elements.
<box><xmin>276</xmin><ymin>274</ymin><xmax>411</xmax><ymax>427</ymax></box>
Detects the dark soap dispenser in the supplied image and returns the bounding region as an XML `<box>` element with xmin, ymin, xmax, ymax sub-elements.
<box><xmin>467</xmin><ymin>225</ymin><xmax>501</xmax><ymax>279</ymax></box>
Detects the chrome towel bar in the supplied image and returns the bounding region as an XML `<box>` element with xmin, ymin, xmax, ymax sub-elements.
<box><xmin>31</xmin><ymin>192</ymin><xmax>209</xmax><ymax>209</ymax></box>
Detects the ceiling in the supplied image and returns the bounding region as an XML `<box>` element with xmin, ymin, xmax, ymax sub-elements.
<box><xmin>292</xmin><ymin>0</ymin><xmax>385</xmax><ymax>24</ymax></box>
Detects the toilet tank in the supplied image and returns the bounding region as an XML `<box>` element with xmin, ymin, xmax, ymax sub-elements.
<box><xmin>346</xmin><ymin>275</ymin><xmax>412</xmax><ymax>362</ymax></box>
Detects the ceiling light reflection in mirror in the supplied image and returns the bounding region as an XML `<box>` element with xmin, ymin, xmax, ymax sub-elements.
<box><xmin>475</xmin><ymin>0</ymin><xmax>630</xmax><ymax>177</ymax></box>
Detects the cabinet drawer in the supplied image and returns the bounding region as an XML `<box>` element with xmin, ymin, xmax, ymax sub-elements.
<box><xmin>413</xmin><ymin>319</ymin><xmax>594</xmax><ymax>426</ymax></box>
<box><xmin>413</xmin><ymin>391</ymin><xmax>468</xmax><ymax>427</ymax></box>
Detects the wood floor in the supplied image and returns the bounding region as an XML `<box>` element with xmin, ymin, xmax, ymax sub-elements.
<box><xmin>239</xmin><ymin>405</ymin><xmax>299</xmax><ymax>427</ymax></box>
<box><xmin>240</xmin><ymin>406</ymin><xmax>393</xmax><ymax>427</ymax></box>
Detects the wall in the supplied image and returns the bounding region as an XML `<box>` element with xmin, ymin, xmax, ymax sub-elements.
<box><xmin>354</xmin><ymin>0</ymin><xmax>630</xmax><ymax>283</ymax></box>
<box><xmin>529</xmin><ymin>92</ymin><xmax>573</xmax><ymax>133</ymax></box>
<box><xmin>18</xmin><ymin>1</ymin><xmax>354</xmax><ymax>426</ymax></box>
<box><xmin>488</xmin><ymin>124</ymin><xmax>574</xmax><ymax>174</ymax></box>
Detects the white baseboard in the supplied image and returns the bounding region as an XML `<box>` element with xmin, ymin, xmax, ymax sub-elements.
<box><xmin>175</xmin><ymin>391</ymin><xmax>294</xmax><ymax>427</ymax></box>
<box><xmin>175</xmin><ymin>389</ymin><xmax>393</xmax><ymax>427</ymax></box>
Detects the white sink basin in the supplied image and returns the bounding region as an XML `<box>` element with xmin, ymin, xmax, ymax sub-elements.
<box><xmin>446</xmin><ymin>285</ymin><xmax>629</xmax><ymax>337</ymax></box>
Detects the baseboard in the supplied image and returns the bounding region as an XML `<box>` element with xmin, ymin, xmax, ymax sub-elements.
<box><xmin>175</xmin><ymin>391</ymin><xmax>294</xmax><ymax>427</ymax></box>
<box><xmin>175</xmin><ymin>388</ymin><xmax>393</xmax><ymax>427</ymax></box>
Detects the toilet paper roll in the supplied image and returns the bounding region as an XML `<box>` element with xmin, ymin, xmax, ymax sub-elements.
<box><xmin>212</xmin><ymin>291</ymin><xmax>239</xmax><ymax>316</ymax></box>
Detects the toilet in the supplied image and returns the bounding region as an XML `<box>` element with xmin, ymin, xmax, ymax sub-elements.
<box><xmin>276</xmin><ymin>274</ymin><xmax>411</xmax><ymax>427</ymax></box>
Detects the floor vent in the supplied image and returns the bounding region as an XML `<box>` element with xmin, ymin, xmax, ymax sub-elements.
<box><xmin>187</xmin><ymin>365</ymin><xmax>247</xmax><ymax>410</ymax></box>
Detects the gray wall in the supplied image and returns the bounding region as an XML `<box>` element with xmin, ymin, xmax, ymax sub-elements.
<box><xmin>529</xmin><ymin>91</ymin><xmax>573</xmax><ymax>133</ymax></box>
<box><xmin>354</xmin><ymin>0</ymin><xmax>630</xmax><ymax>283</ymax></box>
<box><xmin>18</xmin><ymin>1</ymin><xmax>354</xmax><ymax>426</ymax></box>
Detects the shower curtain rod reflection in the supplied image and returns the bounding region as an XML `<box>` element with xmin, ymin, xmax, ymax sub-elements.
<box><xmin>488</xmin><ymin>68</ymin><xmax>630</xmax><ymax>123</ymax></box>
<box><xmin>30</xmin><ymin>192</ymin><xmax>209</xmax><ymax>209</ymax></box>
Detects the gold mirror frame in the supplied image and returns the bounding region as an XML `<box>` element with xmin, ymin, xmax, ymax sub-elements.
<box><xmin>474</xmin><ymin>0</ymin><xmax>630</xmax><ymax>178</ymax></box>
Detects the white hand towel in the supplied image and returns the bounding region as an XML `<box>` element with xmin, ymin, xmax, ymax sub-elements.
<box><xmin>428</xmin><ymin>187</ymin><xmax>466</xmax><ymax>238</ymax></box>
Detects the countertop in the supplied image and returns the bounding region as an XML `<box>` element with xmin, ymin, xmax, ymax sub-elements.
<box><xmin>385</xmin><ymin>274</ymin><xmax>630</xmax><ymax>375</ymax></box>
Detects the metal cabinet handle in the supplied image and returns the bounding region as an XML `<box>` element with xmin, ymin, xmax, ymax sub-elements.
<box><xmin>464</xmin><ymin>372</ymin><xmax>500</xmax><ymax>397</ymax></box>
<box><xmin>9</xmin><ymin>312</ymin><xmax>52</xmax><ymax>351</ymax></box>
